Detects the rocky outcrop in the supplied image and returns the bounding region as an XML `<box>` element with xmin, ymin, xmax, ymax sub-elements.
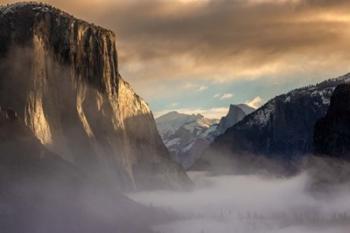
<box><xmin>314</xmin><ymin>84</ymin><xmax>350</xmax><ymax>159</ymax></box>
<box><xmin>196</xmin><ymin>74</ymin><xmax>350</xmax><ymax>172</ymax></box>
<box><xmin>215</xmin><ymin>104</ymin><xmax>254</xmax><ymax>136</ymax></box>
<box><xmin>0</xmin><ymin>2</ymin><xmax>189</xmax><ymax>190</ymax></box>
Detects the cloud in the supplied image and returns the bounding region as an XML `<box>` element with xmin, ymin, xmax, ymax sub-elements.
<box><xmin>9</xmin><ymin>0</ymin><xmax>350</xmax><ymax>83</ymax></box>
<box><xmin>183</xmin><ymin>83</ymin><xmax>208</xmax><ymax>92</ymax></box>
<box><xmin>183</xmin><ymin>83</ymin><xmax>197</xmax><ymax>89</ymax></box>
<box><xmin>154</xmin><ymin>107</ymin><xmax>228</xmax><ymax>119</ymax></box>
<box><xmin>169</xmin><ymin>102</ymin><xmax>179</xmax><ymax>107</ymax></box>
<box><xmin>220</xmin><ymin>93</ymin><xmax>233</xmax><ymax>100</ymax></box>
<box><xmin>197</xmin><ymin>85</ymin><xmax>208</xmax><ymax>92</ymax></box>
<box><xmin>245</xmin><ymin>96</ymin><xmax>263</xmax><ymax>108</ymax></box>
<box><xmin>214</xmin><ymin>93</ymin><xmax>234</xmax><ymax>100</ymax></box>
<box><xmin>101</xmin><ymin>0</ymin><xmax>350</xmax><ymax>85</ymax></box>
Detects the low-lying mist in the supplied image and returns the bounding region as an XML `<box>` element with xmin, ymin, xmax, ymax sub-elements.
<box><xmin>128</xmin><ymin>172</ymin><xmax>350</xmax><ymax>233</ymax></box>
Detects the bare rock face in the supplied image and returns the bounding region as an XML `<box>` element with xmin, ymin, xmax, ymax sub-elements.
<box><xmin>214</xmin><ymin>104</ymin><xmax>254</xmax><ymax>136</ymax></box>
<box><xmin>0</xmin><ymin>3</ymin><xmax>189</xmax><ymax>190</ymax></box>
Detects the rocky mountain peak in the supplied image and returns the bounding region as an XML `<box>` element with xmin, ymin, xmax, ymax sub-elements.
<box><xmin>215</xmin><ymin>104</ymin><xmax>254</xmax><ymax>136</ymax></box>
<box><xmin>228</xmin><ymin>104</ymin><xmax>242</xmax><ymax>114</ymax></box>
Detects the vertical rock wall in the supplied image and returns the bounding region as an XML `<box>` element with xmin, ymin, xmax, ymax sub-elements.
<box><xmin>0</xmin><ymin>3</ymin><xmax>189</xmax><ymax>190</ymax></box>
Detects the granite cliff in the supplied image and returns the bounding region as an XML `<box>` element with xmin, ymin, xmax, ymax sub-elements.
<box><xmin>0</xmin><ymin>2</ymin><xmax>189</xmax><ymax>190</ymax></box>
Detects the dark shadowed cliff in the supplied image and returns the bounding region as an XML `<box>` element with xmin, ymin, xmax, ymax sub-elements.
<box><xmin>314</xmin><ymin>84</ymin><xmax>350</xmax><ymax>159</ymax></box>
<box><xmin>0</xmin><ymin>2</ymin><xmax>189</xmax><ymax>190</ymax></box>
<box><xmin>304</xmin><ymin>84</ymin><xmax>350</xmax><ymax>191</ymax></box>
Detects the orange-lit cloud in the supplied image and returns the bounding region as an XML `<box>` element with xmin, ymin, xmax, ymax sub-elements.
<box><xmin>246</xmin><ymin>96</ymin><xmax>264</xmax><ymax>109</ymax></box>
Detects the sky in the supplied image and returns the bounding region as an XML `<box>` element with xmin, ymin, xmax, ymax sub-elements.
<box><xmin>4</xmin><ymin>0</ymin><xmax>350</xmax><ymax>118</ymax></box>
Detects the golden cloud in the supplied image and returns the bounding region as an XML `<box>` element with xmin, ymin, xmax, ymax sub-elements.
<box><xmin>3</xmin><ymin>0</ymin><xmax>350</xmax><ymax>97</ymax></box>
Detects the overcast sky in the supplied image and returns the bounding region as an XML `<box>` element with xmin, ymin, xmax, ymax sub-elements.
<box><xmin>4</xmin><ymin>0</ymin><xmax>350</xmax><ymax>118</ymax></box>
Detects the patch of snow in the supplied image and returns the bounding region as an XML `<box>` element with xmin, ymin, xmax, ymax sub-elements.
<box><xmin>249</xmin><ymin>102</ymin><xmax>274</xmax><ymax>126</ymax></box>
<box><xmin>165</xmin><ymin>138</ymin><xmax>181</xmax><ymax>147</ymax></box>
<box><xmin>321</xmin><ymin>95</ymin><xmax>330</xmax><ymax>105</ymax></box>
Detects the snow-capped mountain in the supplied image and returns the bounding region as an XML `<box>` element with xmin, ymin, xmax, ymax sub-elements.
<box><xmin>156</xmin><ymin>112</ymin><xmax>215</xmax><ymax>139</ymax></box>
<box><xmin>156</xmin><ymin>104</ymin><xmax>254</xmax><ymax>168</ymax></box>
<box><xmin>156</xmin><ymin>112</ymin><xmax>218</xmax><ymax>168</ymax></box>
<box><xmin>199</xmin><ymin>73</ymin><xmax>350</xmax><ymax>172</ymax></box>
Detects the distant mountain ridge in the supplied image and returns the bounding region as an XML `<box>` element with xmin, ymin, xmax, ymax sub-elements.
<box><xmin>156</xmin><ymin>104</ymin><xmax>254</xmax><ymax>168</ymax></box>
<box><xmin>197</xmin><ymin>73</ymin><xmax>350</xmax><ymax>172</ymax></box>
<box><xmin>156</xmin><ymin>112</ymin><xmax>218</xmax><ymax>168</ymax></box>
<box><xmin>156</xmin><ymin>112</ymin><xmax>217</xmax><ymax>139</ymax></box>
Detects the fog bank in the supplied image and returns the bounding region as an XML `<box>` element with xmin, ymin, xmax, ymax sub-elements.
<box><xmin>128</xmin><ymin>172</ymin><xmax>350</xmax><ymax>233</ymax></box>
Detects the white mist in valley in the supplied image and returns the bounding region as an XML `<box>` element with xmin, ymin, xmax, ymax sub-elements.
<box><xmin>128</xmin><ymin>172</ymin><xmax>350</xmax><ymax>233</ymax></box>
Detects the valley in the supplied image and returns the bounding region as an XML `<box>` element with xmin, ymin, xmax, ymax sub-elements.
<box><xmin>1</xmin><ymin>1</ymin><xmax>350</xmax><ymax>233</ymax></box>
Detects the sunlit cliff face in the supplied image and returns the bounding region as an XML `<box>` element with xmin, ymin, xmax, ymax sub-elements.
<box><xmin>25</xmin><ymin>34</ymin><xmax>53</xmax><ymax>145</ymax></box>
<box><xmin>0</xmin><ymin>3</ymin><xmax>190</xmax><ymax>190</ymax></box>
